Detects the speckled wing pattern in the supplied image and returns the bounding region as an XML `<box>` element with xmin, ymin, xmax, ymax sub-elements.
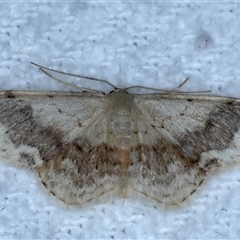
<box><xmin>0</xmin><ymin>90</ymin><xmax>240</xmax><ymax>206</ymax></box>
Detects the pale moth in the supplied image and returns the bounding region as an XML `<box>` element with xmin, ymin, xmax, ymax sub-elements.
<box><xmin>0</xmin><ymin>63</ymin><xmax>240</xmax><ymax>206</ymax></box>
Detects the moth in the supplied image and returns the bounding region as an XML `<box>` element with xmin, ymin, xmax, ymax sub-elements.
<box><xmin>0</xmin><ymin>63</ymin><xmax>240</xmax><ymax>206</ymax></box>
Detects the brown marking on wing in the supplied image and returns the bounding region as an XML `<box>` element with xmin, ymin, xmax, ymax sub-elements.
<box><xmin>129</xmin><ymin>140</ymin><xmax>207</xmax><ymax>205</ymax></box>
<box><xmin>37</xmin><ymin>139</ymin><xmax>122</xmax><ymax>205</ymax></box>
<box><xmin>178</xmin><ymin>104</ymin><xmax>240</xmax><ymax>162</ymax></box>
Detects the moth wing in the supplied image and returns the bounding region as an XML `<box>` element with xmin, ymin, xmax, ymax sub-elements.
<box><xmin>129</xmin><ymin>94</ymin><xmax>240</xmax><ymax>205</ymax></box>
<box><xmin>0</xmin><ymin>91</ymin><xmax>119</xmax><ymax>205</ymax></box>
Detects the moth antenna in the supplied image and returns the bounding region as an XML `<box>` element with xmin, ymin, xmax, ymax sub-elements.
<box><xmin>170</xmin><ymin>78</ymin><xmax>190</xmax><ymax>92</ymax></box>
<box><xmin>124</xmin><ymin>85</ymin><xmax>172</xmax><ymax>92</ymax></box>
<box><xmin>125</xmin><ymin>77</ymin><xmax>211</xmax><ymax>94</ymax></box>
<box><xmin>31</xmin><ymin>62</ymin><xmax>117</xmax><ymax>91</ymax></box>
<box><xmin>39</xmin><ymin>67</ymin><xmax>106</xmax><ymax>94</ymax></box>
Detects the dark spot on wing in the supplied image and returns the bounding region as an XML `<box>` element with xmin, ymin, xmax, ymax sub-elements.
<box><xmin>77</xmin><ymin>120</ymin><xmax>82</xmax><ymax>127</ymax></box>
<box><xmin>4</xmin><ymin>91</ymin><xmax>16</xmax><ymax>99</ymax></box>
<box><xmin>47</xmin><ymin>94</ymin><xmax>54</xmax><ymax>98</ymax></box>
<box><xmin>42</xmin><ymin>181</ymin><xmax>47</xmax><ymax>188</ymax></box>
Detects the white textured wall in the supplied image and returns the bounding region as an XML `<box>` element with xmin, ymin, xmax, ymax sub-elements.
<box><xmin>0</xmin><ymin>2</ymin><xmax>240</xmax><ymax>239</ymax></box>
